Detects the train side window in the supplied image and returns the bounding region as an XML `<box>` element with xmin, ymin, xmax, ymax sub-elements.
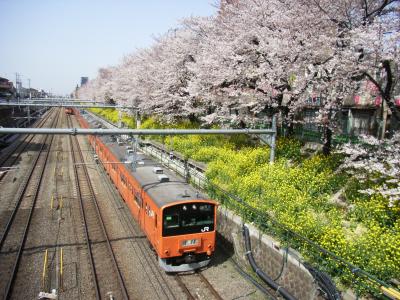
<box><xmin>120</xmin><ymin>174</ymin><xmax>127</xmax><ymax>186</ymax></box>
<box><xmin>134</xmin><ymin>193</ymin><xmax>142</xmax><ymax>207</ymax></box>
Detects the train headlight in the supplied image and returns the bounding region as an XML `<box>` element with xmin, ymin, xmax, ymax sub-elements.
<box><xmin>181</xmin><ymin>239</ymin><xmax>199</xmax><ymax>247</ymax></box>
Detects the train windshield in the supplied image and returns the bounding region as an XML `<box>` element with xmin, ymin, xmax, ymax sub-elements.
<box><xmin>162</xmin><ymin>203</ymin><xmax>215</xmax><ymax>237</ymax></box>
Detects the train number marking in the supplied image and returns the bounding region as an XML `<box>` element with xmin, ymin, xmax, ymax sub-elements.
<box><xmin>201</xmin><ymin>227</ymin><xmax>209</xmax><ymax>232</ymax></box>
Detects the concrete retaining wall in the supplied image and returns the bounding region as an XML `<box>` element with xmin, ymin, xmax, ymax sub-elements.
<box><xmin>217</xmin><ymin>206</ymin><xmax>322</xmax><ymax>300</ymax></box>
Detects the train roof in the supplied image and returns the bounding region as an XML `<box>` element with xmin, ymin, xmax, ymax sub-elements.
<box><xmin>81</xmin><ymin>113</ymin><xmax>210</xmax><ymax>208</ymax></box>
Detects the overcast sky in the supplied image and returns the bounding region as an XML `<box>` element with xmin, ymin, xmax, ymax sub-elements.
<box><xmin>0</xmin><ymin>0</ymin><xmax>217</xmax><ymax>95</ymax></box>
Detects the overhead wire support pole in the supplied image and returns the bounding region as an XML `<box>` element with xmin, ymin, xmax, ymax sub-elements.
<box><xmin>0</xmin><ymin>127</ymin><xmax>277</xmax><ymax>162</ymax></box>
<box><xmin>27</xmin><ymin>105</ymin><xmax>31</xmax><ymax>124</ymax></box>
<box><xmin>270</xmin><ymin>115</ymin><xmax>277</xmax><ymax>163</ymax></box>
<box><xmin>258</xmin><ymin>114</ymin><xmax>277</xmax><ymax>163</ymax></box>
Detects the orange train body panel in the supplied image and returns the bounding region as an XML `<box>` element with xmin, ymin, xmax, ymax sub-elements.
<box><xmin>65</xmin><ymin>108</ymin><xmax>74</xmax><ymax>115</ymax></box>
<box><xmin>73</xmin><ymin>109</ymin><xmax>217</xmax><ymax>272</ymax></box>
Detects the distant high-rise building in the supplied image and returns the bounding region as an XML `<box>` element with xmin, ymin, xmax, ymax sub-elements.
<box><xmin>81</xmin><ymin>77</ymin><xmax>88</xmax><ymax>86</ymax></box>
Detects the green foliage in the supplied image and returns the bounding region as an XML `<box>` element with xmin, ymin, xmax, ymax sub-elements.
<box><xmin>276</xmin><ymin>137</ymin><xmax>302</xmax><ymax>161</ymax></box>
<box><xmin>204</xmin><ymin>143</ymin><xmax>398</xmax><ymax>292</ymax></box>
<box><xmin>141</xmin><ymin>116</ymin><xmax>165</xmax><ymax>129</ymax></box>
<box><xmin>90</xmin><ymin>108</ymin><xmax>137</xmax><ymax>127</ymax></box>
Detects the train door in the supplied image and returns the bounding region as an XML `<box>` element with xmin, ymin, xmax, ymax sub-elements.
<box><xmin>144</xmin><ymin>202</ymin><xmax>156</xmax><ymax>246</ymax></box>
<box><xmin>131</xmin><ymin>191</ymin><xmax>141</xmax><ymax>222</ymax></box>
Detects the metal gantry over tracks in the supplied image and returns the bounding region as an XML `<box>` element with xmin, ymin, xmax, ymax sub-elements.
<box><xmin>0</xmin><ymin>127</ymin><xmax>277</xmax><ymax>163</ymax></box>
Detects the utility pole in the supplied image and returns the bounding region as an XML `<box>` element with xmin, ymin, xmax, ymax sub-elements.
<box><xmin>118</xmin><ymin>109</ymin><xmax>122</xmax><ymax>128</ymax></box>
<box><xmin>15</xmin><ymin>73</ymin><xmax>18</xmax><ymax>95</ymax></box>
<box><xmin>132</xmin><ymin>97</ymin><xmax>140</xmax><ymax>129</ymax></box>
<box><xmin>28</xmin><ymin>78</ymin><xmax>31</xmax><ymax>99</ymax></box>
<box><xmin>15</xmin><ymin>73</ymin><xmax>22</xmax><ymax>108</ymax></box>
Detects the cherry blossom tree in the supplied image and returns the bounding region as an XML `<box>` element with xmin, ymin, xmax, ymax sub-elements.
<box><xmin>76</xmin><ymin>0</ymin><xmax>399</xmax><ymax>137</ymax></box>
<box><xmin>337</xmin><ymin>132</ymin><xmax>400</xmax><ymax>208</ymax></box>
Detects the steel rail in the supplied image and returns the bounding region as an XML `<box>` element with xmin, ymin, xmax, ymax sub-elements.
<box><xmin>0</xmin><ymin>128</ymin><xmax>275</xmax><ymax>135</ymax></box>
<box><xmin>196</xmin><ymin>271</ymin><xmax>224</xmax><ymax>300</ymax></box>
<box><xmin>68</xmin><ymin>116</ymin><xmax>129</xmax><ymax>300</ymax></box>
<box><xmin>174</xmin><ymin>275</ymin><xmax>195</xmax><ymax>300</ymax></box>
<box><xmin>174</xmin><ymin>272</ymin><xmax>224</xmax><ymax>300</ymax></box>
<box><xmin>69</xmin><ymin>128</ymin><xmax>101</xmax><ymax>300</ymax></box>
<box><xmin>0</xmin><ymin>109</ymin><xmax>52</xmax><ymax>181</ymax></box>
<box><xmin>0</xmin><ymin>108</ymin><xmax>58</xmax><ymax>248</ymax></box>
<box><xmin>1</xmin><ymin>109</ymin><xmax>60</xmax><ymax>299</ymax></box>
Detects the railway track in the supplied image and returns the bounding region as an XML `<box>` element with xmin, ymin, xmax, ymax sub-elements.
<box><xmin>174</xmin><ymin>271</ymin><xmax>224</xmax><ymax>300</ymax></box>
<box><xmin>67</xmin><ymin>116</ymin><xmax>129</xmax><ymax>300</ymax></box>
<box><xmin>0</xmin><ymin>108</ymin><xmax>53</xmax><ymax>182</ymax></box>
<box><xmin>0</xmin><ymin>108</ymin><xmax>60</xmax><ymax>299</ymax></box>
<box><xmin>84</xmin><ymin>141</ymin><xmax>177</xmax><ymax>299</ymax></box>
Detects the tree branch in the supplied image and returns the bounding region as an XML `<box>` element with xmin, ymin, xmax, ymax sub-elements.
<box><xmin>363</xmin><ymin>62</ymin><xmax>400</xmax><ymax>121</ymax></box>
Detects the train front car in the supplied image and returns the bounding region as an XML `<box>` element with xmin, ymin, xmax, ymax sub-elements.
<box><xmin>159</xmin><ymin>200</ymin><xmax>217</xmax><ymax>272</ymax></box>
<box><xmin>74</xmin><ymin>109</ymin><xmax>217</xmax><ymax>273</ymax></box>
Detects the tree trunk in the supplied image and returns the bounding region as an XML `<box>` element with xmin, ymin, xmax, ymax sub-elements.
<box><xmin>322</xmin><ymin>126</ymin><xmax>332</xmax><ymax>156</ymax></box>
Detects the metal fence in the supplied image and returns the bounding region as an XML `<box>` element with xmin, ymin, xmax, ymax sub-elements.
<box><xmin>278</xmin><ymin>125</ymin><xmax>361</xmax><ymax>145</ymax></box>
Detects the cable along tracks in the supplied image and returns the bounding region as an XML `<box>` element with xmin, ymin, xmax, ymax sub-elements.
<box><xmin>0</xmin><ymin>108</ymin><xmax>59</xmax><ymax>299</ymax></box>
<box><xmin>67</xmin><ymin>116</ymin><xmax>128</xmax><ymax>300</ymax></box>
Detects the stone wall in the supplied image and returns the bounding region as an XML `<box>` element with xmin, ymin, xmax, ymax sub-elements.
<box><xmin>217</xmin><ymin>206</ymin><xmax>321</xmax><ymax>300</ymax></box>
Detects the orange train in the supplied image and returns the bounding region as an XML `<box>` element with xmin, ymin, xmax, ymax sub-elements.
<box><xmin>65</xmin><ymin>108</ymin><xmax>74</xmax><ymax>115</ymax></box>
<box><xmin>74</xmin><ymin>110</ymin><xmax>217</xmax><ymax>272</ymax></box>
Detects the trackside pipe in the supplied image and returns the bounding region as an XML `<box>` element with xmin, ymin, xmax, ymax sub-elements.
<box><xmin>242</xmin><ymin>225</ymin><xmax>297</xmax><ymax>300</ymax></box>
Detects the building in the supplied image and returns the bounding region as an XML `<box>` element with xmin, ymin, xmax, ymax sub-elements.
<box><xmin>0</xmin><ymin>77</ymin><xmax>15</xmax><ymax>99</ymax></box>
<box><xmin>292</xmin><ymin>79</ymin><xmax>400</xmax><ymax>141</ymax></box>
<box><xmin>81</xmin><ymin>77</ymin><xmax>88</xmax><ymax>86</ymax></box>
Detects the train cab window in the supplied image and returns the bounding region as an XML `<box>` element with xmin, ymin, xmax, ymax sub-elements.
<box><xmin>162</xmin><ymin>203</ymin><xmax>215</xmax><ymax>237</ymax></box>
<box><xmin>164</xmin><ymin>214</ymin><xmax>180</xmax><ymax>229</ymax></box>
